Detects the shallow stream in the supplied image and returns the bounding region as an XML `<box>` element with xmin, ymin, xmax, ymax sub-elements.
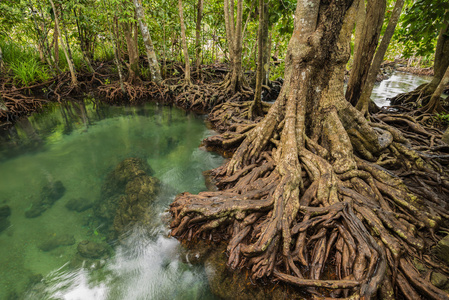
<box><xmin>0</xmin><ymin>71</ymin><xmax>432</xmax><ymax>299</ymax></box>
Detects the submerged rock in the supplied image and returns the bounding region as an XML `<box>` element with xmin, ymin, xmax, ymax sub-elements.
<box><xmin>0</xmin><ymin>218</ymin><xmax>10</xmax><ymax>233</ymax></box>
<box><xmin>0</xmin><ymin>205</ymin><xmax>11</xmax><ymax>218</ymax></box>
<box><xmin>93</xmin><ymin>158</ymin><xmax>160</xmax><ymax>239</ymax></box>
<box><xmin>41</xmin><ymin>181</ymin><xmax>66</xmax><ymax>204</ymax></box>
<box><xmin>38</xmin><ymin>234</ymin><xmax>75</xmax><ymax>251</ymax></box>
<box><xmin>0</xmin><ymin>205</ymin><xmax>11</xmax><ymax>233</ymax></box>
<box><xmin>77</xmin><ymin>240</ymin><xmax>109</xmax><ymax>259</ymax></box>
<box><xmin>25</xmin><ymin>181</ymin><xmax>66</xmax><ymax>218</ymax></box>
<box><xmin>65</xmin><ymin>197</ymin><xmax>93</xmax><ymax>212</ymax></box>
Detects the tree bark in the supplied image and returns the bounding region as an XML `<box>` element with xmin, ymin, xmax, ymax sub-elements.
<box><xmin>426</xmin><ymin>22</ymin><xmax>449</xmax><ymax>94</ymax></box>
<box><xmin>54</xmin><ymin>15</ymin><xmax>59</xmax><ymax>68</ymax></box>
<box><xmin>356</xmin><ymin>0</ymin><xmax>405</xmax><ymax>113</ymax></box>
<box><xmin>133</xmin><ymin>0</ymin><xmax>162</xmax><ymax>83</ymax></box>
<box><xmin>346</xmin><ymin>0</ymin><xmax>386</xmax><ymax>106</ymax></box>
<box><xmin>123</xmin><ymin>21</ymin><xmax>140</xmax><ymax>83</ymax></box>
<box><xmin>252</xmin><ymin>0</ymin><xmax>265</xmax><ymax>117</ymax></box>
<box><xmin>49</xmin><ymin>0</ymin><xmax>77</xmax><ymax>86</ymax></box>
<box><xmin>0</xmin><ymin>44</ymin><xmax>3</xmax><ymax>72</ymax></box>
<box><xmin>195</xmin><ymin>0</ymin><xmax>203</xmax><ymax>71</ymax></box>
<box><xmin>178</xmin><ymin>0</ymin><xmax>191</xmax><ymax>83</ymax></box>
<box><xmin>353</xmin><ymin>0</ymin><xmax>366</xmax><ymax>61</ymax></box>
<box><xmin>223</xmin><ymin>0</ymin><xmax>249</xmax><ymax>95</ymax></box>
<box><xmin>112</xmin><ymin>18</ymin><xmax>126</xmax><ymax>95</ymax></box>
<box><xmin>262</xmin><ymin>4</ymin><xmax>270</xmax><ymax>86</ymax></box>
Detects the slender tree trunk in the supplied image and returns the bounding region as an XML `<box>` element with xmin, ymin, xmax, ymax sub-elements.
<box><xmin>54</xmin><ymin>18</ymin><xmax>59</xmax><ymax>67</ymax></box>
<box><xmin>195</xmin><ymin>0</ymin><xmax>203</xmax><ymax>71</ymax></box>
<box><xmin>133</xmin><ymin>0</ymin><xmax>162</xmax><ymax>83</ymax></box>
<box><xmin>353</xmin><ymin>0</ymin><xmax>366</xmax><ymax>61</ymax></box>
<box><xmin>60</xmin><ymin>8</ymin><xmax>74</xmax><ymax>64</ymax></box>
<box><xmin>426</xmin><ymin>23</ymin><xmax>449</xmax><ymax>94</ymax></box>
<box><xmin>28</xmin><ymin>2</ymin><xmax>57</xmax><ymax>74</ymax></box>
<box><xmin>0</xmin><ymin>44</ymin><xmax>3</xmax><ymax>72</ymax></box>
<box><xmin>223</xmin><ymin>0</ymin><xmax>248</xmax><ymax>95</ymax></box>
<box><xmin>113</xmin><ymin>18</ymin><xmax>126</xmax><ymax>95</ymax></box>
<box><xmin>421</xmin><ymin>65</ymin><xmax>449</xmax><ymax>113</ymax></box>
<box><xmin>262</xmin><ymin>8</ymin><xmax>270</xmax><ymax>86</ymax></box>
<box><xmin>178</xmin><ymin>0</ymin><xmax>191</xmax><ymax>83</ymax></box>
<box><xmin>49</xmin><ymin>0</ymin><xmax>77</xmax><ymax>85</ymax></box>
<box><xmin>123</xmin><ymin>22</ymin><xmax>140</xmax><ymax>83</ymax></box>
<box><xmin>356</xmin><ymin>0</ymin><xmax>405</xmax><ymax>113</ymax></box>
<box><xmin>346</xmin><ymin>0</ymin><xmax>386</xmax><ymax>106</ymax></box>
<box><xmin>252</xmin><ymin>0</ymin><xmax>265</xmax><ymax>117</ymax></box>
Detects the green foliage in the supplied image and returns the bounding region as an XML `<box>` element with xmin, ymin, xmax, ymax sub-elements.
<box><xmin>10</xmin><ymin>58</ymin><xmax>51</xmax><ymax>86</ymax></box>
<box><xmin>0</xmin><ymin>41</ymin><xmax>38</xmax><ymax>66</ymax></box>
<box><xmin>94</xmin><ymin>44</ymin><xmax>114</xmax><ymax>62</ymax></box>
<box><xmin>140</xmin><ymin>66</ymin><xmax>152</xmax><ymax>81</ymax></box>
<box><xmin>394</xmin><ymin>0</ymin><xmax>449</xmax><ymax>58</ymax></box>
<box><xmin>0</xmin><ymin>40</ymin><xmax>51</xmax><ymax>86</ymax></box>
<box><xmin>270</xmin><ymin>61</ymin><xmax>285</xmax><ymax>81</ymax></box>
<box><xmin>437</xmin><ymin>113</ymin><xmax>449</xmax><ymax>125</ymax></box>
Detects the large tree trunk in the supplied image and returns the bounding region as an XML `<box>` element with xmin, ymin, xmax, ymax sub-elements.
<box><xmin>178</xmin><ymin>0</ymin><xmax>191</xmax><ymax>83</ymax></box>
<box><xmin>356</xmin><ymin>0</ymin><xmax>405</xmax><ymax>114</ymax></box>
<box><xmin>195</xmin><ymin>0</ymin><xmax>203</xmax><ymax>71</ymax></box>
<box><xmin>133</xmin><ymin>0</ymin><xmax>162</xmax><ymax>83</ymax></box>
<box><xmin>123</xmin><ymin>21</ymin><xmax>140</xmax><ymax>83</ymax></box>
<box><xmin>346</xmin><ymin>0</ymin><xmax>386</xmax><ymax>106</ymax></box>
<box><xmin>170</xmin><ymin>0</ymin><xmax>449</xmax><ymax>299</ymax></box>
<box><xmin>49</xmin><ymin>0</ymin><xmax>77</xmax><ymax>86</ymax></box>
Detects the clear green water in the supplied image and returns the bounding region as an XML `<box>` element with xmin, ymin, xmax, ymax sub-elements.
<box><xmin>0</xmin><ymin>100</ymin><xmax>223</xmax><ymax>299</ymax></box>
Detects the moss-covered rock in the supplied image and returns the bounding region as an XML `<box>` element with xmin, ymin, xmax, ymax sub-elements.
<box><xmin>431</xmin><ymin>272</ymin><xmax>449</xmax><ymax>289</ymax></box>
<box><xmin>77</xmin><ymin>240</ymin><xmax>109</xmax><ymax>259</ymax></box>
<box><xmin>38</xmin><ymin>234</ymin><xmax>75</xmax><ymax>251</ymax></box>
<box><xmin>435</xmin><ymin>235</ymin><xmax>449</xmax><ymax>264</ymax></box>
<box><xmin>93</xmin><ymin>158</ymin><xmax>160</xmax><ymax>240</ymax></box>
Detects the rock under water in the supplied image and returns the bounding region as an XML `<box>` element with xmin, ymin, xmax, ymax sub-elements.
<box><xmin>93</xmin><ymin>158</ymin><xmax>160</xmax><ymax>240</ymax></box>
<box><xmin>25</xmin><ymin>181</ymin><xmax>66</xmax><ymax>218</ymax></box>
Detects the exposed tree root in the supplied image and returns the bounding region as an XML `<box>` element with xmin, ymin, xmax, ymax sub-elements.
<box><xmin>389</xmin><ymin>83</ymin><xmax>433</xmax><ymax>109</ymax></box>
<box><xmin>173</xmin><ymin>73</ymin><xmax>255</xmax><ymax>113</ymax></box>
<box><xmin>170</xmin><ymin>87</ymin><xmax>449</xmax><ymax>299</ymax></box>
